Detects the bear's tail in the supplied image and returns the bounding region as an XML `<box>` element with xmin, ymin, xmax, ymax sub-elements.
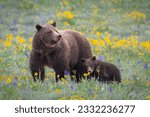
<box><xmin>115</xmin><ymin>70</ymin><xmax>121</xmax><ymax>83</ymax></box>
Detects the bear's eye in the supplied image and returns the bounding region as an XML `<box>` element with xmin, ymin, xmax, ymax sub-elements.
<box><xmin>46</xmin><ymin>30</ymin><xmax>52</xmax><ymax>34</ymax></box>
<box><xmin>51</xmin><ymin>40</ymin><xmax>57</xmax><ymax>44</ymax></box>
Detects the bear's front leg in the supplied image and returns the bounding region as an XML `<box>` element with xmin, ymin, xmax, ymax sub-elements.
<box><xmin>30</xmin><ymin>63</ymin><xmax>45</xmax><ymax>82</ymax></box>
<box><xmin>29</xmin><ymin>51</ymin><xmax>45</xmax><ymax>82</ymax></box>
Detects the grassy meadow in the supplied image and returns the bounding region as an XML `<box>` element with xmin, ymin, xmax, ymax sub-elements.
<box><xmin>0</xmin><ymin>0</ymin><xmax>150</xmax><ymax>100</ymax></box>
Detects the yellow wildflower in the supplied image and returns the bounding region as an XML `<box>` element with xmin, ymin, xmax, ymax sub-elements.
<box><xmin>63</xmin><ymin>11</ymin><xmax>74</xmax><ymax>19</ymax></box>
<box><xmin>49</xmin><ymin>72</ymin><xmax>55</xmax><ymax>78</ymax></box>
<box><xmin>64</xmin><ymin>21</ymin><xmax>70</xmax><ymax>26</ymax></box>
<box><xmin>95</xmin><ymin>47</ymin><xmax>99</xmax><ymax>52</ymax></box>
<box><xmin>83</xmin><ymin>73</ymin><xmax>88</xmax><ymax>77</ymax></box>
<box><xmin>48</xmin><ymin>20</ymin><xmax>54</xmax><ymax>24</ymax></box>
<box><xmin>28</xmin><ymin>37</ymin><xmax>32</xmax><ymax>42</ymax></box>
<box><xmin>63</xmin><ymin>0</ymin><xmax>68</xmax><ymax>5</ymax></box>
<box><xmin>26</xmin><ymin>77</ymin><xmax>29</xmax><ymax>80</ymax></box>
<box><xmin>70</xmin><ymin>95</ymin><xmax>85</xmax><ymax>100</ymax></box>
<box><xmin>92</xmin><ymin>39</ymin><xmax>98</xmax><ymax>46</ymax></box>
<box><xmin>56</xmin><ymin>12</ymin><xmax>62</xmax><ymax>17</ymax></box>
<box><xmin>22</xmin><ymin>68</ymin><xmax>26</xmax><ymax>73</ymax></box>
<box><xmin>55</xmin><ymin>89</ymin><xmax>61</xmax><ymax>94</ymax></box>
<box><xmin>3</xmin><ymin>40</ymin><xmax>12</xmax><ymax>47</ymax></box>
<box><xmin>138</xmin><ymin>52</ymin><xmax>144</xmax><ymax>56</ymax></box>
<box><xmin>61</xmin><ymin>78</ymin><xmax>68</xmax><ymax>84</ymax></box>
<box><xmin>113</xmin><ymin>36</ymin><xmax>118</xmax><ymax>41</ymax></box>
<box><xmin>87</xmin><ymin>72</ymin><xmax>90</xmax><ymax>76</ymax></box>
<box><xmin>122</xmin><ymin>80</ymin><xmax>129</xmax><ymax>84</ymax></box>
<box><xmin>16</xmin><ymin>35</ymin><xmax>25</xmax><ymax>44</ymax></box>
<box><xmin>116</xmin><ymin>39</ymin><xmax>126</xmax><ymax>47</ymax></box>
<box><xmin>127</xmin><ymin>36</ymin><xmax>138</xmax><ymax>48</ymax></box>
<box><xmin>18</xmin><ymin>76</ymin><xmax>22</xmax><ymax>81</ymax></box>
<box><xmin>71</xmin><ymin>75</ymin><xmax>75</xmax><ymax>80</ymax></box>
<box><xmin>140</xmin><ymin>41</ymin><xmax>150</xmax><ymax>53</ymax></box>
<box><xmin>96</xmin><ymin>32</ymin><xmax>101</xmax><ymax>37</ymax></box>
<box><xmin>79</xmin><ymin>31</ymin><xmax>84</xmax><ymax>35</ymax></box>
<box><xmin>34</xmin><ymin>72</ymin><xmax>38</xmax><ymax>76</ymax></box>
<box><xmin>5</xmin><ymin>33</ymin><xmax>13</xmax><ymax>41</ymax></box>
<box><xmin>144</xmin><ymin>82</ymin><xmax>150</xmax><ymax>85</ymax></box>
<box><xmin>92</xmin><ymin>26</ymin><xmax>98</xmax><ymax>32</ymax></box>
<box><xmin>59</xmin><ymin>97</ymin><xmax>67</xmax><ymax>100</ymax></box>
<box><xmin>6</xmin><ymin>78</ymin><xmax>11</xmax><ymax>84</ymax></box>
<box><xmin>28</xmin><ymin>45</ymin><xmax>32</xmax><ymax>50</ymax></box>
<box><xmin>99</xmin><ymin>39</ymin><xmax>105</xmax><ymax>46</ymax></box>
<box><xmin>146</xmin><ymin>96</ymin><xmax>150</xmax><ymax>100</ymax></box>
<box><xmin>104</xmin><ymin>35</ymin><xmax>111</xmax><ymax>45</ymax></box>
<box><xmin>127</xmin><ymin>11</ymin><xmax>146</xmax><ymax>21</ymax></box>
<box><xmin>57</xmin><ymin>11</ymin><xmax>75</xmax><ymax>20</ymax></box>
<box><xmin>83</xmin><ymin>72</ymin><xmax>90</xmax><ymax>77</ymax></box>
<box><xmin>105</xmin><ymin>32</ymin><xmax>111</xmax><ymax>37</ymax></box>
<box><xmin>0</xmin><ymin>76</ymin><xmax>5</xmax><ymax>81</ymax></box>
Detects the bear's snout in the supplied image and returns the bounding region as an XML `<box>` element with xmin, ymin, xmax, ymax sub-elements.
<box><xmin>57</xmin><ymin>35</ymin><xmax>62</xmax><ymax>40</ymax></box>
<box><xmin>88</xmin><ymin>70</ymin><xmax>92</xmax><ymax>73</ymax></box>
<box><xmin>87</xmin><ymin>67</ymin><xmax>94</xmax><ymax>73</ymax></box>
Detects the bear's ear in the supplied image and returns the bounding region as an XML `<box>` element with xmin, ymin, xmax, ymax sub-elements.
<box><xmin>36</xmin><ymin>24</ymin><xmax>42</xmax><ymax>31</ymax></box>
<box><xmin>81</xmin><ymin>58</ymin><xmax>86</xmax><ymax>63</ymax></box>
<box><xmin>92</xmin><ymin>56</ymin><xmax>96</xmax><ymax>61</ymax></box>
<box><xmin>51</xmin><ymin>21</ymin><xmax>56</xmax><ymax>27</ymax></box>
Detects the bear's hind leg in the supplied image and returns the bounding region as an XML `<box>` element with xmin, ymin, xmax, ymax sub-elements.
<box><xmin>40</xmin><ymin>68</ymin><xmax>45</xmax><ymax>82</ymax></box>
<box><xmin>30</xmin><ymin>67</ymin><xmax>40</xmax><ymax>82</ymax></box>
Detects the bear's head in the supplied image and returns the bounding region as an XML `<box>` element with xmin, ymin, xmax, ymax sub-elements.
<box><xmin>32</xmin><ymin>21</ymin><xmax>62</xmax><ymax>55</ymax></box>
<box><xmin>81</xmin><ymin>56</ymin><xmax>97</xmax><ymax>73</ymax></box>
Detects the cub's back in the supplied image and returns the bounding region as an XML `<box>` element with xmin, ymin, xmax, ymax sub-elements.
<box><xmin>98</xmin><ymin>61</ymin><xmax>120</xmax><ymax>74</ymax></box>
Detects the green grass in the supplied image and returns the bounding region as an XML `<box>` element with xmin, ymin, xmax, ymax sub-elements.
<box><xmin>0</xmin><ymin>0</ymin><xmax>150</xmax><ymax>100</ymax></box>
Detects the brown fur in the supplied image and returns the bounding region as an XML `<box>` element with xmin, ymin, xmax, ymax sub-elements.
<box><xmin>82</xmin><ymin>56</ymin><xmax>121</xmax><ymax>83</ymax></box>
<box><xmin>29</xmin><ymin>22</ymin><xmax>92</xmax><ymax>82</ymax></box>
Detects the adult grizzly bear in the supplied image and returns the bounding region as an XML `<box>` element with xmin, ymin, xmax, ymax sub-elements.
<box><xmin>81</xmin><ymin>56</ymin><xmax>121</xmax><ymax>83</ymax></box>
<box><xmin>29</xmin><ymin>22</ymin><xmax>92</xmax><ymax>82</ymax></box>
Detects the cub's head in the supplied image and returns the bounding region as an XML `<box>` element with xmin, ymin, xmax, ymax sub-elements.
<box><xmin>33</xmin><ymin>21</ymin><xmax>62</xmax><ymax>54</ymax></box>
<box><xmin>81</xmin><ymin>56</ymin><xmax>97</xmax><ymax>73</ymax></box>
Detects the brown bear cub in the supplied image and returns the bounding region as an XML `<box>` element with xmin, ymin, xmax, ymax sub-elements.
<box><xmin>29</xmin><ymin>21</ymin><xmax>92</xmax><ymax>83</ymax></box>
<box><xmin>81</xmin><ymin>56</ymin><xmax>121</xmax><ymax>83</ymax></box>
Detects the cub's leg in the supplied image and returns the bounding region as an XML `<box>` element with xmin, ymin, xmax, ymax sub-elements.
<box><xmin>55</xmin><ymin>70</ymin><xmax>65</xmax><ymax>82</ymax></box>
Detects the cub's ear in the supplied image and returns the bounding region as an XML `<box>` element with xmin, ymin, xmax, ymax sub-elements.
<box><xmin>36</xmin><ymin>24</ymin><xmax>42</xmax><ymax>31</ymax></box>
<box><xmin>81</xmin><ymin>58</ymin><xmax>86</xmax><ymax>63</ymax></box>
<box><xmin>51</xmin><ymin>21</ymin><xmax>56</xmax><ymax>27</ymax></box>
<box><xmin>92</xmin><ymin>56</ymin><xmax>96</xmax><ymax>61</ymax></box>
